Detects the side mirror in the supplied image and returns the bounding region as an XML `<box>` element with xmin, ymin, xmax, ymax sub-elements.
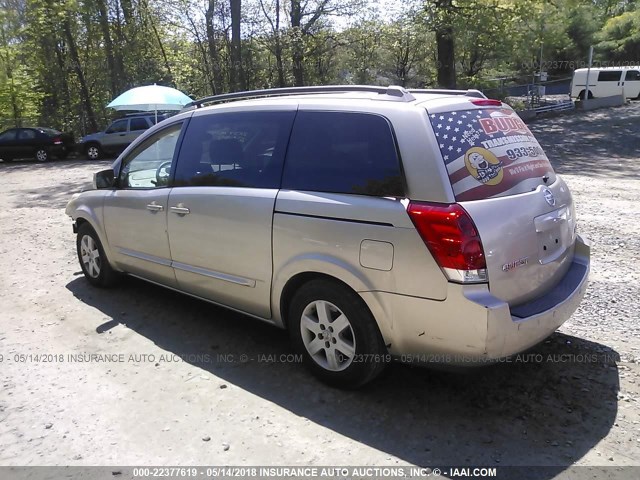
<box><xmin>93</xmin><ymin>169</ymin><xmax>115</xmax><ymax>189</ymax></box>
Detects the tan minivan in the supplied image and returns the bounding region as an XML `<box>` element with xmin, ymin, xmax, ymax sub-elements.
<box><xmin>66</xmin><ymin>86</ymin><xmax>590</xmax><ymax>387</ymax></box>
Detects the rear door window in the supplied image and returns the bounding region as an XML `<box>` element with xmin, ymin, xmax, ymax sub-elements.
<box><xmin>173</xmin><ymin>111</ymin><xmax>295</xmax><ymax>188</ymax></box>
<box><xmin>106</xmin><ymin>119</ymin><xmax>128</xmax><ymax>134</ymax></box>
<box><xmin>17</xmin><ymin>129</ymin><xmax>37</xmax><ymax>140</ymax></box>
<box><xmin>282</xmin><ymin>111</ymin><xmax>404</xmax><ymax>197</ymax></box>
<box><xmin>429</xmin><ymin>106</ymin><xmax>555</xmax><ymax>202</ymax></box>
<box><xmin>598</xmin><ymin>70</ymin><xmax>622</xmax><ymax>82</ymax></box>
<box><xmin>130</xmin><ymin>117</ymin><xmax>150</xmax><ymax>131</ymax></box>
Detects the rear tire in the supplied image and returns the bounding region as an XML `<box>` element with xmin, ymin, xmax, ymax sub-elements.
<box><xmin>578</xmin><ymin>90</ymin><xmax>593</xmax><ymax>100</ymax></box>
<box><xmin>288</xmin><ymin>279</ymin><xmax>388</xmax><ymax>388</ymax></box>
<box><xmin>85</xmin><ymin>144</ymin><xmax>102</xmax><ymax>160</ymax></box>
<box><xmin>76</xmin><ymin>222</ymin><xmax>120</xmax><ymax>287</ymax></box>
<box><xmin>35</xmin><ymin>148</ymin><xmax>49</xmax><ymax>162</ymax></box>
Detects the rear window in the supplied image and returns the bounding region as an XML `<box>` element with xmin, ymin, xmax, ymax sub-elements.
<box><xmin>429</xmin><ymin>106</ymin><xmax>555</xmax><ymax>202</ymax></box>
<box><xmin>37</xmin><ymin>127</ymin><xmax>61</xmax><ymax>136</ymax></box>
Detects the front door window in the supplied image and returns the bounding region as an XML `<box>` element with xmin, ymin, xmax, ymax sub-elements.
<box><xmin>118</xmin><ymin>123</ymin><xmax>182</xmax><ymax>189</ymax></box>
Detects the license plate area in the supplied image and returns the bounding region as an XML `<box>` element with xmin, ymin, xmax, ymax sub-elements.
<box><xmin>534</xmin><ymin>206</ymin><xmax>574</xmax><ymax>265</ymax></box>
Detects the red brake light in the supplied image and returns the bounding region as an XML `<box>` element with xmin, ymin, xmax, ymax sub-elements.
<box><xmin>471</xmin><ymin>99</ymin><xmax>502</xmax><ymax>107</ymax></box>
<box><xmin>407</xmin><ymin>202</ymin><xmax>486</xmax><ymax>272</ymax></box>
<box><xmin>52</xmin><ymin>137</ymin><xmax>63</xmax><ymax>144</ymax></box>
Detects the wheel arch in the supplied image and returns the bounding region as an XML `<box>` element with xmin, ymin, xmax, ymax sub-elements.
<box><xmin>272</xmin><ymin>256</ymin><xmax>394</xmax><ymax>346</ymax></box>
<box><xmin>73</xmin><ymin>209</ymin><xmax>121</xmax><ymax>273</ymax></box>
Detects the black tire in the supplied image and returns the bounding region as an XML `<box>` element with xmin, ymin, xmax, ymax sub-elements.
<box><xmin>85</xmin><ymin>144</ymin><xmax>102</xmax><ymax>160</ymax></box>
<box><xmin>578</xmin><ymin>90</ymin><xmax>594</xmax><ymax>100</ymax></box>
<box><xmin>34</xmin><ymin>148</ymin><xmax>49</xmax><ymax>162</ymax></box>
<box><xmin>76</xmin><ymin>222</ymin><xmax>120</xmax><ymax>287</ymax></box>
<box><xmin>288</xmin><ymin>279</ymin><xmax>388</xmax><ymax>388</ymax></box>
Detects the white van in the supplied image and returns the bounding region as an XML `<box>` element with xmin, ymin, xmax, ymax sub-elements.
<box><xmin>571</xmin><ymin>66</ymin><xmax>640</xmax><ymax>100</ymax></box>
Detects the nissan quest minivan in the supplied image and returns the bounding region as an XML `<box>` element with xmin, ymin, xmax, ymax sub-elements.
<box><xmin>66</xmin><ymin>85</ymin><xmax>590</xmax><ymax>387</ymax></box>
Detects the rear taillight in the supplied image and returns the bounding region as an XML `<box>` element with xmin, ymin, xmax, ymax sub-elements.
<box><xmin>407</xmin><ymin>201</ymin><xmax>487</xmax><ymax>283</ymax></box>
<box><xmin>471</xmin><ymin>99</ymin><xmax>502</xmax><ymax>107</ymax></box>
<box><xmin>52</xmin><ymin>137</ymin><xmax>63</xmax><ymax>145</ymax></box>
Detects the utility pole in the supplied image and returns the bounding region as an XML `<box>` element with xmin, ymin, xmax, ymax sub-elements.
<box><xmin>584</xmin><ymin>46</ymin><xmax>594</xmax><ymax>106</ymax></box>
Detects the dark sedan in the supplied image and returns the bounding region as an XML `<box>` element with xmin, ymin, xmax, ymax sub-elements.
<box><xmin>0</xmin><ymin>127</ymin><xmax>74</xmax><ymax>162</ymax></box>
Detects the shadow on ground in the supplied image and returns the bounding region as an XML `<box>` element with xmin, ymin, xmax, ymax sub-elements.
<box><xmin>528</xmin><ymin>104</ymin><xmax>640</xmax><ymax>179</ymax></box>
<box><xmin>0</xmin><ymin>159</ymin><xmax>113</xmax><ymax>209</ymax></box>
<box><xmin>67</xmin><ymin>276</ymin><xmax>619</xmax><ymax>478</ymax></box>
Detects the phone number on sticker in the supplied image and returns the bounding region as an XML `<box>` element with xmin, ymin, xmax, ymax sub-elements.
<box><xmin>506</xmin><ymin>146</ymin><xmax>544</xmax><ymax>160</ymax></box>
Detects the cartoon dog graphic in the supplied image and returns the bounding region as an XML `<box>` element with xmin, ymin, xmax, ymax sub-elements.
<box><xmin>464</xmin><ymin>147</ymin><xmax>504</xmax><ymax>185</ymax></box>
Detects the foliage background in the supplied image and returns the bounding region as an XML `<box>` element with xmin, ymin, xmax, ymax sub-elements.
<box><xmin>0</xmin><ymin>0</ymin><xmax>638</xmax><ymax>135</ymax></box>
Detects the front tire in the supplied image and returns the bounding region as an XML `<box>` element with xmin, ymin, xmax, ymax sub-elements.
<box><xmin>76</xmin><ymin>223</ymin><xmax>120</xmax><ymax>287</ymax></box>
<box><xmin>85</xmin><ymin>144</ymin><xmax>102</xmax><ymax>160</ymax></box>
<box><xmin>288</xmin><ymin>279</ymin><xmax>388</xmax><ymax>388</ymax></box>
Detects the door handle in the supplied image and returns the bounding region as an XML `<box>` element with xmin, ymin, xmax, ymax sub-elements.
<box><xmin>146</xmin><ymin>202</ymin><xmax>164</xmax><ymax>212</ymax></box>
<box><xmin>170</xmin><ymin>205</ymin><xmax>190</xmax><ymax>215</ymax></box>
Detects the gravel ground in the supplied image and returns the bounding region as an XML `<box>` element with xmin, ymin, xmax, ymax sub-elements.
<box><xmin>1</xmin><ymin>103</ymin><xmax>639</xmax><ymax>477</ymax></box>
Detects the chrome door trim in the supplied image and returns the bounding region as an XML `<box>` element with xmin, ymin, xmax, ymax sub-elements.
<box><xmin>117</xmin><ymin>247</ymin><xmax>172</xmax><ymax>267</ymax></box>
<box><xmin>118</xmin><ymin>248</ymin><xmax>256</xmax><ymax>287</ymax></box>
<box><xmin>127</xmin><ymin>274</ymin><xmax>275</xmax><ymax>325</ymax></box>
<box><xmin>171</xmin><ymin>261</ymin><xmax>257</xmax><ymax>288</ymax></box>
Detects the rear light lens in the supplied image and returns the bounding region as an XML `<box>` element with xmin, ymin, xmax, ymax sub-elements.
<box><xmin>471</xmin><ymin>99</ymin><xmax>502</xmax><ymax>107</ymax></box>
<box><xmin>407</xmin><ymin>202</ymin><xmax>487</xmax><ymax>283</ymax></box>
<box><xmin>52</xmin><ymin>137</ymin><xmax>63</xmax><ymax>145</ymax></box>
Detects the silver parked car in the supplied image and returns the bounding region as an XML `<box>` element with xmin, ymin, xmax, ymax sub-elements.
<box><xmin>66</xmin><ymin>86</ymin><xmax>590</xmax><ymax>387</ymax></box>
<box><xmin>79</xmin><ymin>113</ymin><xmax>169</xmax><ymax>160</ymax></box>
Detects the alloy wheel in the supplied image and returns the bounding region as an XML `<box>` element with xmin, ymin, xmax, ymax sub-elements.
<box><xmin>300</xmin><ymin>300</ymin><xmax>356</xmax><ymax>372</ymax></box>
<box><xmin>80</xmin><ymin>234</ymin><xmax>101</xmax><ymax>278</ymax></box>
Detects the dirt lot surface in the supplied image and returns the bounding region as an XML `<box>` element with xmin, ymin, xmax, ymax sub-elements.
<box><xmin>1</xmin><ymin>103</ymin><xmax>640</xmax><ymax>477</ymax></box>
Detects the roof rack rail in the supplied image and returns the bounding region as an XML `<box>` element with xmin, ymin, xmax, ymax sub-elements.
<box><xmin>408</xmin><ymin>88</ymin><xmax>488</xmax><ymax>99</ymax></box>
<box><xmin>183</xmin><ymin>85</ymin><xmax>416</xmax><ymax>109</ymax></box>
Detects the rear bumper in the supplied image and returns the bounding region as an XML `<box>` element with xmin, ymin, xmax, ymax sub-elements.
<box><xmin>362</xmin><ymin>235</ymin><xmax>590</xmax><ymax>365</ymax></box>
<box><xmin>50</xmin><ymin>144</ymin><xmax>71</xmax><ymax>156</ymax></box>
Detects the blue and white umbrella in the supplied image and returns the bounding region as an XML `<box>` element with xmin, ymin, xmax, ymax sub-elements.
<box><xmin>107</xmin><ymin>84</ymin><xmax>193</xmax><ymax>121</ymax></box>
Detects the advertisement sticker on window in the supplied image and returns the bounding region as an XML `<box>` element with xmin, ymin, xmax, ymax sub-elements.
<box><xmin>430</xmin><ymin>107</ymin><xmax>554</xmax><ymax>201</ymax></box>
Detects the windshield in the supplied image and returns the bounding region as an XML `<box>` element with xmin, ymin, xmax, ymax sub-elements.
<box><xmin>429</xmin><ymin>106</ymin><xmax>556</xmax><ymax>202</ymax></box>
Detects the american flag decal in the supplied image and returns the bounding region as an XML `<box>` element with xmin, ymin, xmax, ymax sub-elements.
<box><xmin>429</xmin><ymin>108</ymin><xmax>553</xmax><ymax>202</ymax></box>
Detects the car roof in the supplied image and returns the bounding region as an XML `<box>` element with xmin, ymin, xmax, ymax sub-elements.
<box><xmin>575</xmin><ymin>66</ymin><xmax>640</xmax><ymax>72</ymax></box>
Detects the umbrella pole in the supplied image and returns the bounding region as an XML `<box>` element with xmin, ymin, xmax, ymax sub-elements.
<box><xmin>155</xmin><ymin>109</ymin><xmax>158</xmax><ymax>124</ymax></box>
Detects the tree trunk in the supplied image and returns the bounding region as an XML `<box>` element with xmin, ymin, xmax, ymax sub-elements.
<box><xmin>63</xmin><ymin>16</ymin><xmax>97</xmax><ymax>132</ymax></box>
<box><xmin>436</xmin><ymin>26</ymin><xmax>456</xmax><ymax>88</ymax></box>
<box><xmin>290</xmin><ymin>0</ymin><xmax>304</xmax><ymax>86</ymax></box>
<box><xmin>53</xmin><ymin>41</ymin><xmax>72</xmax><ymax>127</ymax></box>
<box><xmin>187</xmin><ymin>11</ymin><xmax>215</xmax><ymax>95</ymax></box>
<box><xmin>434</xmin><ymin>0</ymin><xmax>456</xmax><ymax>89</ymax></box>
<box><xmin>96</xmin><ymin>0</ymin><xmax>119</xmax><ymax>96</ymax></box>
<box><xmin>206</xmin><ymin>0</ymin><xmax>225</xmax><ymax>93</ymax></box>
<box><xmin>274</xmin><ymin>0</ymin><xmax>285</xmax><ymax>87</ymax></box>
<box><xmin>120</xmin><ymin>0</ymin><xmax>134</xmax><ymax>25</ymax></box>
<box><xmin>229</xmin><ymin>0</ymin><xmax>245</xmax><ymax>91</ymax></box>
